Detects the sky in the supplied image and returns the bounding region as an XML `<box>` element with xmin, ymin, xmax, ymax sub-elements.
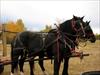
<box><xmin>0</xmin><ymin>0</ymin><xmax>100</xmax><ymax>34</ymax></box>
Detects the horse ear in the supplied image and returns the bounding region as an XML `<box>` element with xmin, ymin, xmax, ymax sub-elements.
<box><xmin>88</xmin><ymin>21</ymin><xmax>91</xmax><ymax>23</ymax></box>
<box><xmin>87</xmin><ymin>21</ymin><xmax>90</xmax><ymax>25</ymax></box>
<box><xmin>73</xmin><ymin>15</ymin><xmax>77</xmax><ymax>20</ymax></box>
<box><xmin>86</xmin><ymin>21</ymin><xmax>90</xmax><ymax>25</ymax></box>
<box><xmin>81</xmin><ymin>16</ymin><xmax>84</xmax><ymax>20</ymax></box>
<box><xmin>73</xmin><ymin>15</ymin><xmax>75</xmax><ymax>17</ymax></box>
<box><xmin>86</xmin><ymin>21</ymin><xmax>88</xmax><ymax>23</ymax></box>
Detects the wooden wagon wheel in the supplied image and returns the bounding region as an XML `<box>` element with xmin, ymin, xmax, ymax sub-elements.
<box><xmin>81</xmin><ymin>71</ymin><xmax>100</xmax><ymax>75</ymax></box>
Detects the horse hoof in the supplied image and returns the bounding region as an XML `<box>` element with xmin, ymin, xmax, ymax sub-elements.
<box><xmin>43</xmin><ymin>71</ymin><xmax>49</xmax><ymax>75</ymax></box>
<box><xmin>11</xmin><ymin>72</ymin><xmax>14</xmax><ymax>75</ymax></box>
<box><xmin>20</xmin><ymin>72</ymin><xmax>24</xmax><ymax>75</ymax></box>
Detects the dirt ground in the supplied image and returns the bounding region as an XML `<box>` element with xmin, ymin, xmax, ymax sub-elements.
<box><xmin>0</xmin><ymin>40</ymin><xmax>100</xmax><ymax>75</ymax></box>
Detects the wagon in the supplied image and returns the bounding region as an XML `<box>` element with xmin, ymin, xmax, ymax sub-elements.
<box><xmin>0</xmin><ymin>56</ymin><xmax>11</xmax><ymax>73</ymax></box>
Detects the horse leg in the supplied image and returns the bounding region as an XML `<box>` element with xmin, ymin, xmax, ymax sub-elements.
<box><xmin>11</xmin><ymin>57</ymin><xmax>19</xmax><ymax>75</ymax></box>
<box><xmin>62</xmin><ymin>57</ymin><xmax>69</xmax><ymax>75</ymax></box>
<box><xmin>29</xmin><ymin>59</ymin><xmax>34</xmax><ymax>75</ymax></box>
<box><xmin>39</xmin><ymin>53</ymin><xmax>49</xmax><ymax>75</ymax></box>
<box><xmin>19</xmin><ymin>50</ymin><xmax>27</xmax><ymax>75</ymax></box>
<box><xmin>11</xmin><ymin>61</ymin><xmax>18</xmax><ymax>75</ymax></box>
<box><xmin>11</xmin><ymin>49</ymin><xmax>19</xmax><ymax>75</ymax></box>
<box><xmin>54</xmin><ymin>57</ymin><xmax>61</xmax><ymax>75</ymax></box>
<box><xmin>19</xmin><ymin>57</ymin><xmax>26</xmax><ymax>75</ymax></box>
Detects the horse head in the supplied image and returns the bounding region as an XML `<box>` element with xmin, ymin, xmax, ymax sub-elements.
<box><xmin>72</xmin><ymin>15</ymin><xmax>85</xmax><ymax>35</ymax></box>
<box><xmin>59</xmin><ymin>15</ymin><xmax>85</xmax><ymax>36</ymax></box>
<box><xmin>72</xmin><ymin>16</ymin><xmax>96</xmax><ymax>43</ymax></box>
<box><xmin>58</xmin><ymin>15</ymin><xmax>96</xmax><ymax>47</ymax></box>
<box><xmin>82</xmin><ymin>21</ymin><xmax>96</xmax><ymax>43</ymax></box>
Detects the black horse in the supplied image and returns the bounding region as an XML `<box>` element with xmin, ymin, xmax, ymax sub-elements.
<box><xmin>10</xmin><ymin>15</ymin><xmax>96</xmax><ymax>75</ymax></box>
<box><xmin>44</xmin><ymin>16</ymin><xmax>96</xmax><ymax>75</ymax></box>
<box><xmin>11</xmin><ymin>31</ymin><xmax>46</xmax><ymax>75</ymax></box>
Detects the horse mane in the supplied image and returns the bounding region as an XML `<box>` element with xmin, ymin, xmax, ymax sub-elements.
<box><xmin>59</xmin><ymin>19</ymin><xmax>74</xmax><ymax>34</ymax></box>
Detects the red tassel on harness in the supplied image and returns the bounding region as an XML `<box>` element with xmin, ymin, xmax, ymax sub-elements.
<box><xmin>70</xmin><ymin>48</ymin><xmax>75</xmax><ymax>53</ymax></box>
<box><xmin>70</xmin><ymin>48</ymin><xmax>82</xmax><ymax>57</ymax></box>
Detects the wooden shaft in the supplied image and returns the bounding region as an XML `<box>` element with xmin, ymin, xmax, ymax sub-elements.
<box><xmin>2</xmin><ymin>24</ymin><xmax>7</xmax><ymax>56</ymax></box>
<box><xmin>0</xmin><ymin>53</ymin><xmax>89</xmax><ymax>66</ymax></box>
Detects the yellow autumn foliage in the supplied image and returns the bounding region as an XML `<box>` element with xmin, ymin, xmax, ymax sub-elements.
<box><xmin>41</xmin><ymin>25</ymin><xmax>52</xmax><ymax>32</ymax></box>
<box><xmin>1</xmin><ymin>19</ymin><xmax>26</xmax><ymax>43</ymax></box>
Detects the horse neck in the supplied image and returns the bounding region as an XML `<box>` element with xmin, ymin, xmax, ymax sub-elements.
<box><xmin>60</xmin><ymin>20</ymin><xmax>77</xmax><ymax>41</ymax></box>
<box><xmin>60</xmin><ymin>19</ymin><xmax>75</xmax><ymax>35</ymax></box>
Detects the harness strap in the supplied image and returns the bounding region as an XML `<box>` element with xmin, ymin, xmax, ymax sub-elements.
<box><xmin>45</xmin><ymin>36</ymin><xmax>61</xmax><ymax>48</ymax></box>
<box><xmin>71</xmin><ymin>20</ymin><xmax>77</xmax><ymax>32</ymax></box>
<box><xmin>79</xmin><ymin>23</ymin><xmax>86</xmax><ymax>37</ymax></box>
<box><xmin>13</xmin><ymin>32</ymin><xmax>24</xmax><ymax>47</ymax></box>
<box><xmin>56</xmin><ymin>35</ymin><xmax>60</xmax><ymax>62</ymax></box>
<box><xmin>13</xmin><ymin>32</ymin><xmax>26</xmax><ymax>59</ymax></box>
<box><xmin>17</xmin><ymin>32</ymin><xmax>24</xmax><ymax>47</ymax></box>
<box><xmin>71</xmin><ymin>19</ymin><xmax>86</xmax><ymax>38</ymax></box>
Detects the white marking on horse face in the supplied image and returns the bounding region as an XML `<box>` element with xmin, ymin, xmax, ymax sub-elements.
<box><xmin>11</xmin><ymin>72</ymin><xmax>14</xmax><ymax>75</ymax></box>
<box><xmin>43</xmin><ymin>71</ymin><xmax>49</xmax><ymax>75</ymax></box>
<box><xmin>20</xmin><ymin>71</ymin><xmax>24</xmax><ymax>75</ymax></box>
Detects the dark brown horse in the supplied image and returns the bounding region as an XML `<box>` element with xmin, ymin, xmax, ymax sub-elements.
<box><xmin>44</xmin><ymin>16</ymin><xmax>96</xmax><ymax>75</ymax></box>
<box><xmin>10</xmin><ymin>15</ymin><xmax>96</xmax><ymax>75</ymax></box>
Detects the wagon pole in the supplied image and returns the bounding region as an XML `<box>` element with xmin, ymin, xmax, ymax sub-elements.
<box><xmin>0</xmin><ymin>53</ymin><xmax>89</xmax><ymax>66</ymax></box>
<box><xmin>2</xmin><ymin>24</ymin><xmax>7</xmax><ymax>56</ymax></box>
<box><xmin>27</xmin><ymin>53</ymin><xmax>90</xmax><ymax>62</ymax></box>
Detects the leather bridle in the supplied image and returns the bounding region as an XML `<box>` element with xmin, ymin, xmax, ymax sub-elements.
<box><xmin>71</xmin><ymin>19</ymin><xmax>86</xmax><ymax>37</ymax></box>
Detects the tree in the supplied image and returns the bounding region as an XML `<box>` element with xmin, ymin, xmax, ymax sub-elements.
<box><xmin>1</xmin><ymin>19</ymin><xmax>26</xmax><ymax>44</ymax></box>
<box><xmin>95</xmin><ymin>33</ymin><xmax>100</xmax><ymax>40</ymax></box>
<box><xmin>16</xmin><ymin>19</ymin><xmax>26</xmax><ymax>31</ymax></box>
<box><xmin>41</xmin><ymin>25</ymin><xmax>52</xmax><ymax>32</ymax></box>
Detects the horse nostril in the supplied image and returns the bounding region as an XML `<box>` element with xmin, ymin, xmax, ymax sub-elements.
<box><xmin>91</xmin><ymin>40</ymin><xmax>95</xmax><ymax>43</ymax></box>
<box><xmin>90</xmin><ymin>37</ymin><xmax>96</xmax><ymax>43</ymax></box>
